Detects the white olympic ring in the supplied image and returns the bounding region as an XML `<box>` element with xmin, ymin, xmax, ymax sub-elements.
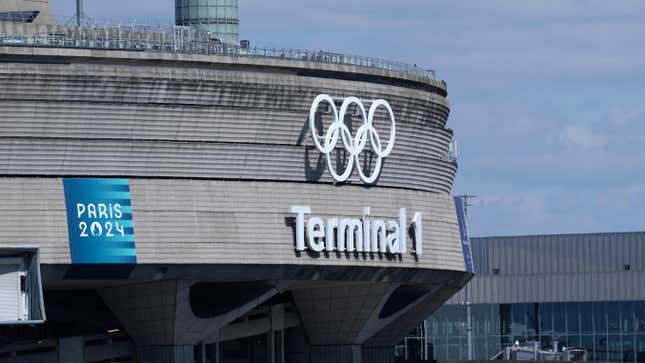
<box><xmin>309</xmin><ymin>94</ymin><xmax>396</xmax><ymax>184</ymax></box>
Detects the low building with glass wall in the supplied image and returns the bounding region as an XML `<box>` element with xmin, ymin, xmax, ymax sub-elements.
<box><xmin>398</xmin><ymin>232</ymin><xmax>645</xmax><ymax>362</ymax></box>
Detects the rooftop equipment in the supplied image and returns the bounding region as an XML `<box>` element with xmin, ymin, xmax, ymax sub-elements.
<box><xmin>490</xmin><ymin>341</ymin><xmax>588</xmax><ymax>361</ymax></box>
<box><xmin>175</xmin><ymin>0</ymin><xmax>239</xmax><ymax>45</ymax></box>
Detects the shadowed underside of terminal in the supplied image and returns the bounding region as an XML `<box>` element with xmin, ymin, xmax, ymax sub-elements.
<box><xmin>0</xmin><ymin>44</ymin><xmax>472</xmax><ymax>363</ymax></box>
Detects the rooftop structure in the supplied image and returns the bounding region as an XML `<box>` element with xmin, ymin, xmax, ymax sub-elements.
<box><xmin>0</xmin><ymin>0</ymin><xmax>435</xmax><ymax>80</ymax></box>
<box><xmin>399</xmin><ymin>232</ymin><xmax>645</xmax><ymax>362</ymax></box>
<box><xmin>175</xmin><ymin>0</ymin><xmax>239</xmax><ymax>45</ymax></box>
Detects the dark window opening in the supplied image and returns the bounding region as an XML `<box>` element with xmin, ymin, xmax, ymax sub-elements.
<box><xmin>189</xmin><ymin>282</ymin><xmax>274</xmax><ymax>318</ymax></box>
<box><xmin>0</xmin><ymin>11</ymin><xmax>40</xmax><ymax>23</ymax></box>
<box><xmin>379</xmin><ymin>285</ymin><xmax>430</xmax><ymax>319</ymax></box>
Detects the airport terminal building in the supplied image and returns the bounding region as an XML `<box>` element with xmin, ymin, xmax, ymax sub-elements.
<box><xmin>400</xmin><ymin>232</ymin><xmax>645</xmax><ymax>363</ymax></box>
<box><xmin>0</xmin><ymin>1</ymin><xmax>473</xmax><ymax>363</ymax></box>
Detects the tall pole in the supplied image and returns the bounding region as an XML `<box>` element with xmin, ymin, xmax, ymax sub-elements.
<box><xmin>466</xmin><ymin>284</ymin><xmax>472</xmax><ymax>360</ymax></box>
<box><xmin>423</xmin><ymin>320</ymin><xmax>429</xmax><ymax>360</ymax></box>
<box><xmin>76</xmin><ymin>0</ymin><xmax>83</xmax><ymax>27</ymax></box>
<box><xmin>459</xmin><ymin>194</ymin><xmax>476</xmax><ymax>360</ymax></box>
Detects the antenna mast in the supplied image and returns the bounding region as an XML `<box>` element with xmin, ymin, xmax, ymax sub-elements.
<box><xmin>74</xmin><ymin>0</ymin><xmax>85</xmax><ymax>26</ymax></box>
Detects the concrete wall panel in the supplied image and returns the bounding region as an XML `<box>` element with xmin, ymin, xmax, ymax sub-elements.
<box><xmin>0</xmin><ymin>177</ymin><xmax>466</xmax><ymax>272</ymax></box>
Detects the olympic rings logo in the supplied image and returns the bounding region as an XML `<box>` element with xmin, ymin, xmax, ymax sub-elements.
<box><xmin>308</xmin><ymin>94</ymin><xmax>396</xmax><ymax>184</ymax></box>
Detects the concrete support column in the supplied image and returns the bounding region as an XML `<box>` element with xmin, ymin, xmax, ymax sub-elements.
<box><xmin>136</xmin><ymin>345</ymin><xmax>194</xmax><ymax>363</ymax></box>
<box><xmin>213</xmin><ymin>342</ymin><xmax>221</xmax><ymax>363</ymax></box>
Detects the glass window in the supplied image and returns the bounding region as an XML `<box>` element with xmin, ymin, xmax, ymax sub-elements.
<box><xmin>432</xmin><ymin>337</ymin><xmax>447</xmax><ymax>360</ymax></box>
<box><xmin>490</xmin><ymin>304</ymin><xmax>500</xmax><ymax>335</ymax></box>
<box><xmin>554</xmin><ymin>335</ymin><xmax>567</xmax><ymax>355</ymax></box>
<box><xmin>567</xmin><ymin>335</ymin><xmax>581</xmax><ymax>348</ymax></box>
<box><xmin>622</xmin><ymin>301</ymin><xmax>635</xmax><ymax>334</ymax></box>
<box><xmin>428</xmin><ymin>317</ymin><xmax>436</xmax><ymax>337</ymax></box>
<box><xmin>596</xmin><ymin>334</ymin><xmax>608</xmax><ymax>361</ymax></box>
<box><xmin>474</xmin><ymin>336</ymin><xmax>487</xmax><ymax>360</ymax></box>
<box><xmin>580</xmin><ymin>302</ymin><xmax>594</xmax><ymax>334</ymax></box>
<box><xmin>487</xmin><ymin>336</ymin><xmax>501</xmax><ymax>359</ymax></box>
<box><xmin>540</xmin><ymin>303</ymin><xmax>553</xmax><ymax>336</ymax></box>
<box><xmin>595</xmin><ymin>302</ymin><xmax>608</xmax><ymax>335</ymax></box>
<box><xmin>553</xmin><ymin>303</ymin><xmax>566</xmax><ymax>337</ymax></box>
<box><xmin>447</xmin><ymin>337</ymin><xmax>461</xmax><ymax>360</ymax></box>
<box><xmin>406</xmin><ymin>338</ymin><xmax>422</xmax><ymax>361</ymax></box>
<box><xmin>512</xmin><ymin>304</ymin><xmax>527</xmax><ymax>337</ymax></box>
<box><xmin>500</xmin><ymin>304</ymin><xmax>512</xmax><ymax>336</ymax></box>
<box><xmin>445</xmin><ymin>306</ymin><xmax>463</xmax><ymax>336</ymax></box>
<box><xmin>500</xmin><ymin>335</ymin><xmax>513</xmax><ymax>350</ymax></box>
<box><xmin>636</xmin><ymin>302</ymin><xmax>645</xmax><ymax>333</ymax></box>
<box><xmin>475</xmin><ymin>304</ymin><xmax>495</xmax><ymax>336</ymax></box>
<box><xmin>623</xmin><ymin>335</ymin><xmax>635</xmax><ymax>363</ymax></box>
<box><xmin>527</xmin><ymin>303</ymin><xmax>538</xmax><ymax>337</ymax></box>
<box><xmin>436</xmin><ymin>309</ymin><xmax>446</xmax><ymax>336</ymax></box>
<box><xmin>581</xmin><ymin>335</ymin><xmax>594</xmax><ymax>358</ymax></box>
<box><xmin>634</xmin><ymin>301</ymin><xmax>645</xmax><ymax>333</ymax></box>
<box><xmin>567</xmin><ymin>302</ymin><xmax>580</xmax><ymax>334</ymax></box>
<box><xmin>637</xmin><ymin>334</ymin><xmax>645</xmax><ymax>363</ymax></box>
<box><xmin>608</xmin><ymin>335</ymin><xmax>622</xmax><ymax>362</ymax></box>
<box><xmin>609</xmin><ymin>302</ymin><xmax>621</xmax><ymax>334</ymax></box>
<box><xmin>540</xmin><ymin>334</ymin><xmax>554</xmax><ymax>350</ymax></box>
<box><xmin>459</xmin><ymin>337</ymin><xmax>468</xmax><ymax>360</ymax></box>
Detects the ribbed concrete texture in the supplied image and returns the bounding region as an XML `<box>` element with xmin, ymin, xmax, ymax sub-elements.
<box><xmin>0</xmin><ymin>51</ymin><xmax>455</xmax><ymax>193</ymax></box>
<box><xmin>0</xmin><ymin>178</ymin><xmax>465</xmax><ymax>272</ymax></box>
<box><xmin>0</xmin><ymin>45</ymin><xmax>471</xmax><ymax>363</ymax></box>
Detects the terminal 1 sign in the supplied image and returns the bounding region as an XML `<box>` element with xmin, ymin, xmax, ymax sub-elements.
<box><xmin>290</xmin><ymin>206</ymin><xmax>422</xmax><ymax>256</ymax></box>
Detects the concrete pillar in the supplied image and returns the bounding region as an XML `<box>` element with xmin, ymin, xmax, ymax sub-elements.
<box><xmin>214</xmin><ymin>342</ymin><xmax>221</xmax><ymax>363</ymax></box>
<box><xmin>99</xmin><ymin>280</ymin><xmax>284</xmax><ymax>355</ymax></box>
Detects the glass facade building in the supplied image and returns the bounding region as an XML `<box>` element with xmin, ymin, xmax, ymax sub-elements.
<box><xmin>175</xmin><ymin>0</ymin><xmax>239</xmax><ymax>44</ymax></box>
<box><xmin>420</xmin><ymin>301</ymin><xmax>645</xmax><ymax>362</ymax></box>
<box><xmin>398</xmin><ymin>232</ymin><xmax>645</xmax><ymax>362</ymax></box>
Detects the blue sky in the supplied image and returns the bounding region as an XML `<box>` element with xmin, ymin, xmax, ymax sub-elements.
<box><xmin>49</xmin><ymin>0</ymin><xmax>645</xmax><ymax>237</ymax></box>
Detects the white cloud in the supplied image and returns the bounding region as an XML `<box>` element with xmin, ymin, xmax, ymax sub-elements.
<box><xmin>559</xmin><ymin>125</ymin><xmax>607</xmax><ymax>149</ymax></box>
<box><xmin>608</xmin><ymin>106</ymin><xmax>645</xmax><ymax>126</ymax></box>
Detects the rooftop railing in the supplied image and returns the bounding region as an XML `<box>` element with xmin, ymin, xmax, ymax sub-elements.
<box><xmin>0</xmin><ymin>21</ymin><xmax>436</xmax><ymax>80</ymax></box>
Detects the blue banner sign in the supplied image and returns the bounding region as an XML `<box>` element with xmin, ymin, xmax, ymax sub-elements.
<box><xmin>63</xmin><ymin>179</ymin><xmax>137</xmax><ymax>264</ymax></box>
<box><xmin>454</xmin><ymin>196</ymin><xmax>474</xmax><ymax>273</ymax></box>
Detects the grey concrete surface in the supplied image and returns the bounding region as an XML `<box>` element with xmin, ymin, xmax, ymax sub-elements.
<box><xmin>0</xmin><ymin>45</ymin><xmax>470</xmax><ymax>363</ymax></box>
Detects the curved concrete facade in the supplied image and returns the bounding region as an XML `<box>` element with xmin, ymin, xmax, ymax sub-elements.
<box><xmin>0</xmin><ymin>46</ymin><xmax>471</xmax><ymax>363</ymax></box>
